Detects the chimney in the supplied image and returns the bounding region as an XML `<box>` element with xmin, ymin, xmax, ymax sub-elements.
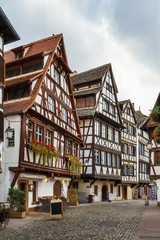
<box><xmin>131</xmin><ymin>103</ymin><xmax>135</xmax><ymax>110</ymax></box>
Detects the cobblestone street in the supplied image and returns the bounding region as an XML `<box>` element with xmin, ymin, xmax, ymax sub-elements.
<box><xmin>0</xmin><ymin>200</ymin><xmax>145</xmax><ymax>240</ymax></box>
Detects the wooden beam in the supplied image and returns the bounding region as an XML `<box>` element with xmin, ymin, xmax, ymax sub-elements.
<box><xmin>11</xmin><ymin>172</ymin><xmax>20</xmax><ymax>188</ymax></box>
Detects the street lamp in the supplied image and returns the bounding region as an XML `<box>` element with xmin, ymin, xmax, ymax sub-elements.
<box><xmin>146</xmin><ymin>140</ymin><xmax>152</xmax><ymax>150</ymax></box>
<box><xmin>5</xmin><ymin>125</ymin><xmax>14</xmax><ymax>139</ymax></box>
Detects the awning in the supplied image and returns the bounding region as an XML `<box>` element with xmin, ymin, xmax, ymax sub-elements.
<box><xmin>19</xmin><ymin>173</ymin><xmax>47</xmax><ymax>180</ymax></box>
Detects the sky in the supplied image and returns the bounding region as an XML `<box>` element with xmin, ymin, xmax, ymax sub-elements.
<box><xmin>1</xmin><ymin>0</ymin><xmax>160</xmax><ymax>115</ymax></box>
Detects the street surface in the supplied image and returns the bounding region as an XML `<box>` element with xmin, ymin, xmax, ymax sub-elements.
<box><xmin>0</xmin><ymin>200</ymin><xmax>146</xmax><ymax>240</ymax></box>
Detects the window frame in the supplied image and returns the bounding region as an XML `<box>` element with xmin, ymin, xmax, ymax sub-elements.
<box><xmin>62</xmin><ymin>107</ymin><xmax>67</xmax><ymax>123</ymax></box>
<box><xmin>8</xmin><ymin>129</ymin><xmax>15</xmax><ymax>147</ymax></box>
<box><xmin>48</xmin><ymin>95</ymin><xmax>55</xmax><ymax>113</ymax></box>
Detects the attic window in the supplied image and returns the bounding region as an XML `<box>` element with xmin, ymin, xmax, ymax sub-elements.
<box><xmin>6</xmin><ymin>68</ymin><xmax>20</xmax><ymax>79</ymax></box>
<box><xmin>57</xmin><ymin>48</ymin><xmax>61</xmax><ymax>56</ymax></box>
<box><xmin>16</xmin><ymin>51</ymin><xmax>23</xmax><ymax>60</ymax></box>
<box><xmin>22</xmin><ymin>62</ymin><xmax>42</xmax><ymax>74</ymax></box>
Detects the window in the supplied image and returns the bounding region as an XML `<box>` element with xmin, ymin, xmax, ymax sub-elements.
<box><xmin>6</xmin><ymin>85</ymin><xmax>30</xmax><ymax>101</ymax></box>
<box><xmin>45</xmin><ymin>130</ymin><xmax>52</xmax><ymax>145</ymax></box>
<box><xmin>139</xmin><ymin>143</ymin><xmax>145</xmax><ymax>155</ymax></box>
<box><xmin>54</xmin><ymin>68</ymin><xmax>60</xmax><ymax>84</ymax></box>
<box><xmin>66</xmin><ymin>139</ymin><xmax>72</xmax><ymax>154</ymax></box>
<box><xmin>139</xmin><ymin>162</ymin><xmax>142</xmax><ymax>172</ymax></box>
<box><xmin>94</xmin><ymin>185</ymin><xmax>98</xmax><ymax>195</ymax></box>
<box><xmin>22</xmin><ymin>62</ymin><xmax>42</xmax><ymax>74</ymax></box>
<box><xmin>123</xmin><ymin>165</ymin><xmax>128</xmax><ymax>176</ymax></box>
<box><xmin>130</xmin><ymin>146</ymin><xmax>135</xmax><ymax>156</ymax></box>
<box><xmin>95</xmin><ymin>150</ymin><xmax>100</xmax><ymax>164</ymax></box>
<box><xmin>110</xmin><ymin>184</ymin><xmax>113</xmax><ymax>194</ymax></box>
<box><xmin>127</xmin><ymin>108</ymin><xmax>130</xmax><ymax>115</ymax></box>
<box><xmin>108</xmin><ymin>153</ymin><xmax>112</xmax><ymax>166</ymax></box>
<box><xmin>28</xmin><ymin>121</ymin><xmax>33</xmax><ymax>143</ymax></box>
<box><xmin>130</xmin><ymin>166</ymin><xmax>134</xmax><ymax>176</ymax></box>
<box><xmin>6</xmin><ymin>68</ymin><xmax>20</xmax><ymax>79</ymax></box>
<box><xmin>115</xmin><ymin>130</ymin><xmax>120</xmax><ymax>143</ymax></box>
<box><xmin>72</xmin><ymin>143</ymin><xmax>77</xmax><ymax>156</ymax></box>
<box><xmin>36</xmin><ymin>125</ymin><xmax>43</xmax><ymax>142</ymax></box>
<box><xmin>109</xmin><ymin>105</ymin><xmax>115</xmax><ymax>115</ymax></box>
<box><xmin>155</xmin><ymin>151</ymin><xmax>160</xmax><ymax>165</ymax></box>
<box><xmin>124</xmin><ymin>123</ymin><xmax>128</xmax><ymax>133</ymax></box>
<box><xmin>124</xmin><ymin>144</ymin><xmax>128</xmax><ymax>154</ymax></box>
<box><xmin>106</xmin><ymin>82</ymin><xmax>112</xmax><ymax>92</ymax></box>
<box><xmin>129</xmin><ymin>125</ymin><xmax>135</xmax><ymax>136</ymax></box>
<box><xmin>103</xmin><ymin>100</ymin><xmax>109</xmax><ymax>112</ymax></box>
<box><xmin>112</xmin><ymin>154</ymin><xmax>116</xmax><ymax>167</ymax></box>
<box><xmin>8</xmin><ymin>129</ymin><xmax>15</xmax><ymax>147</ymax></box>
<box><xmin>117</xmin><ymin>155</ymin><xmax>121</xmax><ymax>168</ymax></box>
<box><xmin>95</xmin><ymin>121</ymin><xmax>101</xmax><ymax>136</ymax></box>
<box><xmin>62</xmin><ymin>107</ymin><xmax>67</xmax><ymax>123</ymax></box>
<box><xmin>101</xmin><ymin>151</ymin><xmax>107</xmax><ymax>165</ymax></box>
<box><xmin>48</xmin><ymin>96</ymin><xmax>55</xmax><ymax>113</ymax></box>
<box><xmin>108</xmin><ymin>127</ymin><xmax>113</xmax><ymax>141</ymax></box>
<box><xmin>102</xmin><ymin>124</ymin><xmax>107</xmax><ymax>138</ymax></box>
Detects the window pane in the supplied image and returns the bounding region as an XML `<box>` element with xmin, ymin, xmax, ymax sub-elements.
<box><xmin>48</xmin><ymin>96</ymin><xmax>55</xmax><ymax>113</ymax></box>
<box><xmin>102</xmin><ymin>124</ymin><xmax>107</xmax><ymax>138</ymax></box>
<box><xmin>54</xmin><ymin>69</ymin><xmax>60</xmax><ymax>84</ymax></box>
<box><xmin>103</xmin><ymin>100</ymin><xmax>109</xmax><ymax>112</ymax></box>
<box><xmin>108</xmin><ymin>153</ymin><xmax>112</xmax><ymax>166</ymax></box>
<box><xmin>95</xmin><ymin>150</ymin><xmax>100</xmax><ymax>164</ymax></box>
<box><xmin>112</xmin><ymin>154</ymin><xmax>116</xmax><ymax>167</ymax></box>
<box><xmin>95</xmin><ymin>121</ymin><xmax>100</xmax><ymax>136</ymax></box>
<box><xmin>62</xmin><ymin>107</ymin><xmax>67</xmax><ymax>123</ymax></box>
<box><xmin>108</xmin><ymin>127</ymin><xmax>113</xmax><ymax>141</ymax></box>
<box><xmin>28</xmin><ymin>121</ymin><xmax>33</xmax><ymax>143</ymax></box>
<box><xmin>8</xmin><ymin>129</ymin><xmax>15</xmax><ymax>147</ymax></box>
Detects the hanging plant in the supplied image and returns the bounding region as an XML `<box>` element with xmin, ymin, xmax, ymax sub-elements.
<box><xmin>28</xmin><ymin>139</ymin><xmax>59</xmax><ymax>165</ymax></box>
<box><xmin>150</xmin><ymin>106</ymin><xmax>160</xmax><ymax>123</ymax></box>
<box><xmin>67</xmin><ymin>154</ymin><xmax>83</xmax><ymax>175</ymax></box>
<box><xmin>153</xmin><ymin>125</ymin><xmax>160</xmax><ymax>144</ymax></box>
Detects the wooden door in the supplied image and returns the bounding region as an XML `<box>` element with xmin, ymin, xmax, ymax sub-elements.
<box><xmin>102</xmin><ymin>185</ymin><xmax>108</xmax><ymax>201</ymax></box>
<box><xmin>122</xmin><ymin>186</ymin><xmax>127</xmax><ymax>199</ymax></box>
<box><xmin>54</xmin><ymin>181</ymin><xmax>61</xmax><ymax>198</ymax></box>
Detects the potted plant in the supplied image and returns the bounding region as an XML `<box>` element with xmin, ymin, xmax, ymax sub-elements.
<box><xmin>67</xmin><ymin>154</ymin><xmax>83</xmax><ymax>176</ymax></box>
<box><xmin>7</xmin><ymin>188</ymin><xmax>27</xmax><ymax>218</ymax></box>
<box><xmin>28</xmin><ymin>139</ymin><xmax>59</xmax><ymax>166</ymax></box>
<box><xmin>67</xmin><ymin>188</ymin><xmax>79</xmax><ymax>206</ymax></box>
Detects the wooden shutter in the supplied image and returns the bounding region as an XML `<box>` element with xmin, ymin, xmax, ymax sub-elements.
<box><xmin>76</xmin><ymin>97</ymin><xmax>85</xmax><ymax>108</ymax></box>
<box><xmin>0</xmin><ymin>55</ymin><xmax>4</xmax><ymax>86</ymax></box>
<box><xmin>0</xmin><ymin>111</ymin><xmax>3</xmax><ymax>141</ymax></box>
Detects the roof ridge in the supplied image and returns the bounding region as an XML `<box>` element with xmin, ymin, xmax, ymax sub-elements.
<box><xmin>4</xmin><ymin>34</ymin><xmax>63</xmax><ymax>54</ymax></box>
<box><xmin>74</xmin><ymin>63</ymin><xmax>111</xmax><ymax>76</ymax></box>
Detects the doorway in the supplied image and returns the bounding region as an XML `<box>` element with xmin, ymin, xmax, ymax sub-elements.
<box><xmin>18</xmin><ymin>180</ymin><xmax>28</xmax><ymax>212</ymax></box>
<box><xmin>54</xmin><ymin>181</ymin><xmax>62</xmax><ymax>198</ymax></box>
<box><xmin>102</xmin><ymin>185</ymin><xmax>108</xmax><ymax>201</ymax></box>
<box><xmin>122</xmin><ymin>186</ymin><xmax>127</xmax><ymax>199</ymax></box>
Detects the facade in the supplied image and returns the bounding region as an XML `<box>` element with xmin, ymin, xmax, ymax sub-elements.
<box><xmin>0</xmin><ymin>34</ymin><xmax>83</xmax><ymax>210</ymax></box>
<box><xmin>119</xmin><ymin>100</ymin><xmax>137</xmax><ymax>199</ymax></box>
<box><xmin>0</xmin><ymin>8</ymin><xmax>19</xmax><ymax>173</ymax></box>
<box><xmin>143</xmin><ymin>93</ymin><xmax>160</xmax><ymax>205</ymax></box>
<box><xmin>71</xmin><ymin>64</ymin><xmax>123</xmax><ymax>202</ymax></box>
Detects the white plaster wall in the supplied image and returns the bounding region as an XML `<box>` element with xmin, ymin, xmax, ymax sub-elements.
<box><xmin>0</xmin><ymin>115</ymin><xmax>21</xmax><ymax>202</ymax></box>
<box><xmin>127</xmin><ymin>186</ymin><xmax>133</xmax><ymax>200</ymax></box>
<box><xmin>0</xmin><ymin>35</ymin><xmax>3</xmax><ymax>55</ymax></box>
<box><xmin>78</xmin><ymin>180</ymin><xmax>118</xmax><ymax>202</ymax></box>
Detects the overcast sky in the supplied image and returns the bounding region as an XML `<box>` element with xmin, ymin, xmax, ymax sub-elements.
<box><xmin>1</xmin><ymin>0</ymin><xmax>160</xmax><ymax>115</ymax></box>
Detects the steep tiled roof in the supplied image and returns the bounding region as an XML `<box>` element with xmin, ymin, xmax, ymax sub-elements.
<box><xmin>71</xmin><ymin>64</ymin><xmax>110</xmax><ymax>85</ymax></box>
<box><xmin>4</xmin><ymin>34</ymin><xmax>62</xmax><ymax>64</ymax></box>
<box><xmin>135</xmin><ymin>110</ymin><xmax>147</xmax><ymax>127</ymax></box>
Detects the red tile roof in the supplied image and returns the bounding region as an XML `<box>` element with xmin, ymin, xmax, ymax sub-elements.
<box><xmin>4</xmin><ymin>34</ymin><xmax>62</xmax><ymax>64</ymax></box>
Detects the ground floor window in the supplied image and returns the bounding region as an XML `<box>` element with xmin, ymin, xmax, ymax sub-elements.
<box><xmin>94</xmin><ymin>185</ymin><xmax>98</xmax><ymax>195</ymax></box>
<box><xmin>110</xmin><ymin>184</ymin><xmax>113</xmax><ymax>194</ymax></box>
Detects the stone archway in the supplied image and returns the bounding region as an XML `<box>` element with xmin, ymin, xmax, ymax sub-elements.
<box><xmin>54</xmin><ymin>181</ymin><xmax>62</xmax><ymax>198</ymax></box>
<box><xmin>102</xmin><ymin>185</ymin><xmax>108</xmax><ymax>201</ymax></box>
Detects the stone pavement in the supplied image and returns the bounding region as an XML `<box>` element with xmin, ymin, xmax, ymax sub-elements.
<box><xmin>131</xmin><ymin>200</ymin><xmax>160</xmax><ymax>240</ymax></box>
<box><xmin>0</xmin><ymin>200</ymin><xmax>146</xmax><ymax>240</ymax></box>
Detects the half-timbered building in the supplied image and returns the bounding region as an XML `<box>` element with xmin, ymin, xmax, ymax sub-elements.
<box><xmin>143</xmin><ymin>93</ymin><xmax>160</xmax><ymax>205</ymax></box>
<box><xmin>0</xmin><ymin>8</ymin><xmax>20</xmax><ymax>174</ymax></box>
<box><xmin>119</xmin><ymin>100</ymin><xmax>137</xmax><ymax>199</ymax></box>
<box><xmin>71</xmin><ymin>64</ymin><xmax>123</xmax><ymax>202</ymax></box>
<box><xmin>135</xmin><ymin>110</ymin><xmax>150</xmax><ymax>191</ymax></box>
<box><xmin>0</xmin><ymin>34</ymin><xmax>83</xmax><ymax>210</ymax></box>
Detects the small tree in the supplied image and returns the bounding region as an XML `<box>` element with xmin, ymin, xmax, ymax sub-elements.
<box><xmin>150</xmin><ymin>106</ymin><xmax>160</xmax><ymax>144</ymax></box>
<box><xmin>7</xmin><ymin>188</ymin><xmax>27</xmax><ymax>212</ymax></box>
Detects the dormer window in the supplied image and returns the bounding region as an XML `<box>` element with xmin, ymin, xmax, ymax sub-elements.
<box><xmin>57</xmin><ymin>48</ymin><xmax>61</xmax><ymax>56</ymax></box>
<box><xmin>127</xmin><ymin>108</ymin><xmax>130</xmax><ymax>115</ymax></box>
<box><xmin>16</xmin><ymin>50</ymin><xmax>23</xmax><ymax>60</ymax></box>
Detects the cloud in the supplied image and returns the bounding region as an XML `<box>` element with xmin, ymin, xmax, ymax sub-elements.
<box><xmin>1</xmin><ymin>0</ymin><xmax>159</xmax><ymax>115</ymax></box>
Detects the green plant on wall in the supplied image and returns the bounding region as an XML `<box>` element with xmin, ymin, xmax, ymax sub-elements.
<box><xmin>7</xmin><ymin>188</ymin><xmax>27</xmax><ymax>212</ymax></box>
<box><xmin>150</xmin><ymin>106</ymin><xmax>160</xmax><ymax>144</ymax></box>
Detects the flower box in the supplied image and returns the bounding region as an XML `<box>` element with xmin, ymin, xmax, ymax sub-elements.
<box><xmin>9</xmin><ymin>211</ymin><xmax>26</xmax><ymax>218</ymax></box>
